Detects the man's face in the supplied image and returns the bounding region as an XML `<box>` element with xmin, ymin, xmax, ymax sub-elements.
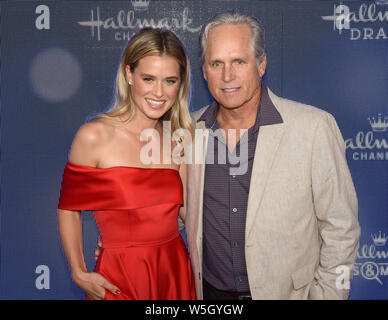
<box><xmin>202</xmin><ymin>23</ymin><xmax>266</xmax><ymax>111</ymax></box>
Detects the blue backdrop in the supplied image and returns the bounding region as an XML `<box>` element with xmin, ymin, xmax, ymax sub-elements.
<box><xmin>0</xmin><ymin>0</ymin><xmax>387</xmax><ymax>299</ymax></box>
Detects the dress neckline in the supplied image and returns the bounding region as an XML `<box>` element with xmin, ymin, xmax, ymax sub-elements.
<box><xmin>66</xmin><ymin>161</ymin><xmax>179</xmax><ymax>173</ymax></box>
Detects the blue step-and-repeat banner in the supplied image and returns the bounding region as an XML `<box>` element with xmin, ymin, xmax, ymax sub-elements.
<box><xmin>0</xmin><ymin>0</ymin><xmax>387</xmax><ymax>299</ymax></box>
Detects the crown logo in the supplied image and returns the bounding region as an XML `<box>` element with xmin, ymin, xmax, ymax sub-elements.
<box><xmin>131</xmin><ymin>0</ymin><xmax>150</xmax><ymax>11</ymax></box>
<box><xmin>367</xmin><ymin>114</ymin><xmax>388</xmax><ymax>132</ymax></box>
<box><xmin>371</xmin><ymin>231</ymin><xmax>388</xmax><ymax>246</ymax></box>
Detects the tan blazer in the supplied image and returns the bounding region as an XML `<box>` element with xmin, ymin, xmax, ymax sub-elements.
<box><xmin>184</xmin><ymin>89</ymin><xmax>360</xmax><ymax>300</ymax></box>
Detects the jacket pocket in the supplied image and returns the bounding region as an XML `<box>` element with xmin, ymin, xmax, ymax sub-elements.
<box><xmin>291</xmin><ymin>263</ymin><xmax>315</xmax><ymax>290</ymax></box>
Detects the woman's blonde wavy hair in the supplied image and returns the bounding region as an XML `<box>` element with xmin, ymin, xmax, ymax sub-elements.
<box><xmin>93</xmin><ymin>27</ymin><xmax>193</xmax><ymax>136</ymax></box>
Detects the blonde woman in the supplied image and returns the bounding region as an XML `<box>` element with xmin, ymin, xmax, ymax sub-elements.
<box><xmin>57</xmin><ymin>28</ymin><xmax>196</xmax><ymax>300</ymax></box>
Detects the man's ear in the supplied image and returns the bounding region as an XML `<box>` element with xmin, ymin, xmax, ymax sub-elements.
<box><xmin>258</xmin><ymin>54</ymin><xmax>267</xmax><ymax>78</ymax></box>
<box><xmin>202</xmin><ymin>65</ymin><xmax>208</xmax><ymax>82</ymax></box>
<box><xmin>125</xmin><ymin>65</ymin><xmax>133</xmax><ymax>85</ymax></box>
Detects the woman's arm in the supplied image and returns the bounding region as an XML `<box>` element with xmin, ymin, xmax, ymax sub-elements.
<box><xmin>58</xmin><ymin>209</ymin><xmax>86</xmax><ymax>279</ymax></box>
<box><xmin>58</xmin><ymin>121</ymin><xmax>120</xmax><ymax>299</ymax></box>
<box><xmin>58</xmin><ymin>209</ymin><xmax>120</xmax><ymax>299</ymax></box>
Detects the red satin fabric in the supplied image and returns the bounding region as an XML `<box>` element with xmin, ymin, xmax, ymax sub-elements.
<box><xmin>58</xmin><ymin>162</ymin><xmax>196</xmax><ymax>300</ymax></box>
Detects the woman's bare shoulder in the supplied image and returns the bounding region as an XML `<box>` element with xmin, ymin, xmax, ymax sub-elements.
<box><xmin>68</xmin><ymin>119</ymin><xmax>116</xmax><ymax>166</ymax></box>
<box><xmin>77</xmin><ymin>120</ymin><xmax>116</xmax><ymax>143</ymax></box>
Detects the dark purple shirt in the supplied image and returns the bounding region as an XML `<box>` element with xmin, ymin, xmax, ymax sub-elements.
<box><xmin>199</xmin><ymin>85</ymin><xmax>283</xmax><ymax>292</ymax></box>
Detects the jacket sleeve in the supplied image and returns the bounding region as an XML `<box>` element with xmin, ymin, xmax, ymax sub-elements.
<box><xmin>309</xmin><ymin>113</ymin><xmax>360</xmax><ymax>299</ymax></box>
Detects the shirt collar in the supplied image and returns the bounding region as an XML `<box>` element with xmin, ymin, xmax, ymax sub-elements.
<box><xmin>198</xmin><ymin>84</ymin><xmax>283</xmax><ymax>132</ymax></box>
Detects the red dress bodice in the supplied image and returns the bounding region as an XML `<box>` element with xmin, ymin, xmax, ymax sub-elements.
<box><xmin>58</xmin><ymin>161</ymin><xmax>196</xmax><ymax>300</ymax></box>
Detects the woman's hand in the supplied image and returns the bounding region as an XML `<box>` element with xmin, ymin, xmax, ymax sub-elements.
<box><xmin>73</xmin><ymin>271</ymin><xmax>121</xmax><ymax>300</ymax></box>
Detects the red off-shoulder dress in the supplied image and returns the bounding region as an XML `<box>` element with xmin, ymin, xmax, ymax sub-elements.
<box><xmin>58</xmin><ymin>161</ymin><xmax>196</xmax><ymax>300</ymax></box>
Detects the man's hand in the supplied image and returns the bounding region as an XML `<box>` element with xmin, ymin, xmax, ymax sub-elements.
<box><xmin>95</xmin><ymin>237</ymin><xmax>103</xmax><ymax>261</ymax></box>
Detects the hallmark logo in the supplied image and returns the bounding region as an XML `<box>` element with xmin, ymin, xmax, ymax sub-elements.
<box><xmin>131</xmin><ymin>0</ymin><xmax>150</xmax><ymax>11</ymax></box>
<box><xmin>355</xmin><ymin>231</ymin><xmax>388</xmax><ymax>285</ymax></box>
<box><xmin>321</xmin><ymin>3</ymin><xmax>388</xmax><ymax>40</ymax></box>
<box><xmin>78</xmin><ymin>6</ymin><xmax>202</xmax><ymax>41</ymax></box>
<box><xmin>372</xmin><ymin>231</ymin><xmax>388</xmax><ymax>247</ymax></box>
<box><xmin>368</xmin><ymin>114</ymin><xmax>388</xmax><ymax>132</ymax></box>
<box><xmin>345</xmin><ymin>114</ymin><xmax>388</xmax><ymax>161</ymax></box>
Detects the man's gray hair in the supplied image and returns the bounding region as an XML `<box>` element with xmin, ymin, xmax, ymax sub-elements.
<box><xmin>199</xmin><ymin>12</ymin><xmax>265</xmax><ymax>66</ymax></box>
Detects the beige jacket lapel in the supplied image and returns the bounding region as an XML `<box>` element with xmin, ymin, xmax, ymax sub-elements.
<box><xmin>192</xmin><ymin>120</ymin><xmax>208</xmax><ymax>251</ymax></box>
<box><xmin>245</xmin><ymin>111</ymin><xmax>285</xmax><ymax>243</ymax></box>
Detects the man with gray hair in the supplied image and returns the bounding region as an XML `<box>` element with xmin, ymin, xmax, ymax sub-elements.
<box><xmin>183</xmin><ymin>11</ymin><xmax>360</xmax><ymax>300</ymax></box>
